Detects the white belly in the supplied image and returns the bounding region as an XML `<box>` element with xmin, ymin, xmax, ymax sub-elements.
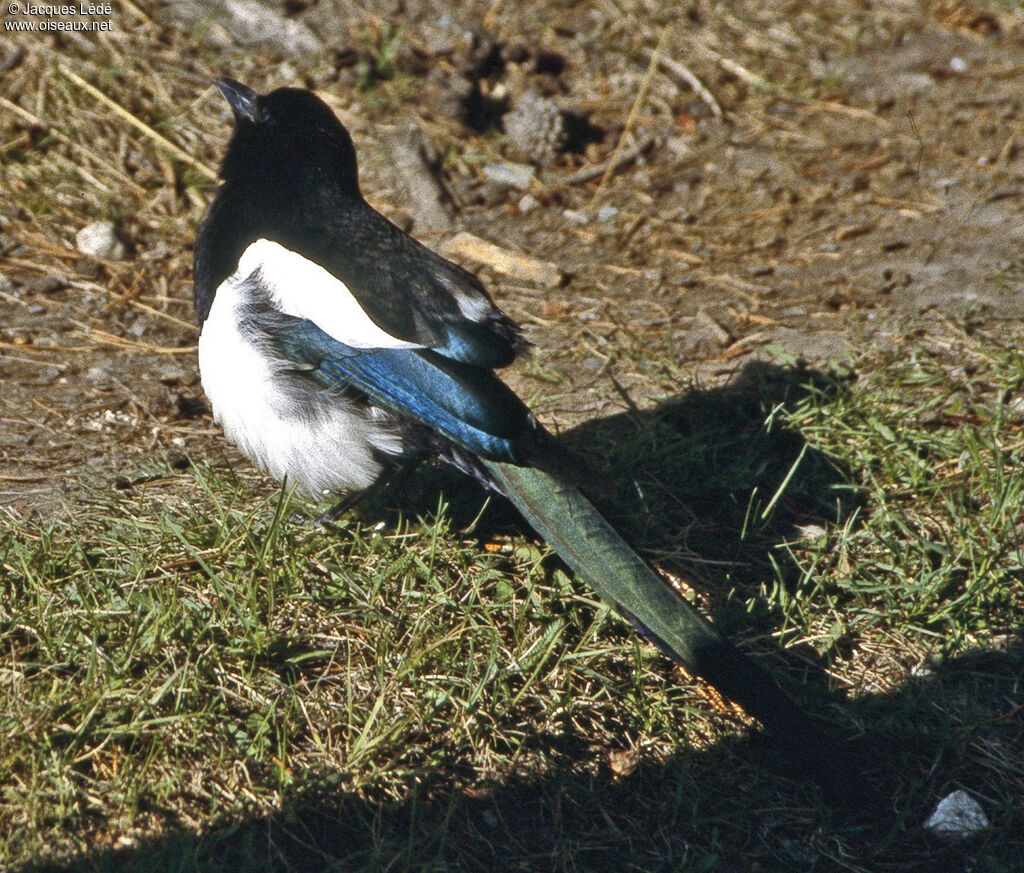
<box><xmin>197</xmin><ymin>274</ymin><xmax>405</xmax><ymax>497</ymax></box>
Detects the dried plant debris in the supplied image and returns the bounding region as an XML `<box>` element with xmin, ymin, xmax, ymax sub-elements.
<box><xmin>503</xmin><ymin>91</ymin><xmax>568</xmax><ymax>165</ymax></box>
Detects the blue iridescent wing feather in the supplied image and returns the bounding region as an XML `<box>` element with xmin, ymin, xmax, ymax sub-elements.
<box><xmin>268</xmin><ymin>317</ymin><xmax>537</xmax><ymax>464</ymax></box>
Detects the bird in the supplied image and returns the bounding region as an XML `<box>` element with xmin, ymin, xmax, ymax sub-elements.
<box><xmin>194</xmin><ymin>78</ymin><xmax>582</xmax><ymax>512</ymax></box>
<box><xmin>193</xmin><ymin>78</ymin><xmax>862</xmax><ymax>800</ymax></box>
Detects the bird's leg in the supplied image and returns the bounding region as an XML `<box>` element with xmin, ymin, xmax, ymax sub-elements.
<box><xmin>314</xmin><ymin>458</ymin><xmax>423</xmax><ymax>527</ymax></box>
<box><xmin>314</xmin><ymin>490</ymin><xmax>369</xmax><ymax>528</ymax></box>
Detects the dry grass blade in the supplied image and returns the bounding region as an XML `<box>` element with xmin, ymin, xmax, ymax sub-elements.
<box><xmin>695</xmin><ymin>43</ymin><xmax>772</xmax><ymax>91</ymax></box>
<box><xmin>556</xmin><ymin>135</ymin><xmax>654</xmax><ymax>186</ymax></box>
<box><xmin>57</xmin><ymin>64</ymin><xmax>218</xmax><ymax>181</ymax></box>
<box><xmin>589</xmin><ymin>28</ymin><xmax>670</xmax><ymax>206</ymax></box>
<box><xmin>73</xmin><ymin>324</ymin><xmax>197</xmax><ymax>355</ymax></box>
<box><xmin>642</xmin><ymin>47</ymin><xmax>723</xmax><ymax>120</ymax></box>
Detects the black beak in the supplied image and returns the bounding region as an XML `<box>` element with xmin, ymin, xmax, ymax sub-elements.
<box><xmin>215</xmin><ymin>78</ymin><xmax>259</xmax><ymax>124</ymax></box>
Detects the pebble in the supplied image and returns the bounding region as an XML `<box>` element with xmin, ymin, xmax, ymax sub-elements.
<box><xmin>419</xmin><ymin>15</ymin><xmax>472</xmax><ymax>56</ymax></box>
<box><xmin>923</xmin><ymin>790</ymin><xmax>989</xmax><ymax>839</ymax></box>
<box><xmin>173</xmin><ymin>0</ymin><xmax>323</xmax><ymax>55</ymax></box>
<box><xmin>24</xmin><ymin>274</ymin><xmax>68</xmax><ymax>294</ymax></box>
<box><xmin>76</xmin><ymin>221</ymin><xmax>125</xmax><ymax>260</ymax></box>
<box><xmin>384</xmin><ymin>123</ymin><xmax>453</xmax><ymax>231</ymax></box>
<box><xmin>483</xmin><ymin>161</ymin><xmax>537</xmax><ymax>190</ymax></box>
<box><xmin>563</xmin><ymin>209</ymin><xmax>592</xmax><ymax>225</ymax></box>
<box><xmin>518</xmin><ymin>193</ymin><xmax>539</xmax><ymax>214</ymax></box>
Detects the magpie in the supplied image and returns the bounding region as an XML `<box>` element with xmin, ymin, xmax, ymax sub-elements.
<box><xmin>194</xmin><ymin>78</ymin><xmax>580</xmax><ymax>503</ymax></box>
<box><xmin>193</xmin><ymin>79</ymin><xmax>865</xmax><ymax>802</ymax></box>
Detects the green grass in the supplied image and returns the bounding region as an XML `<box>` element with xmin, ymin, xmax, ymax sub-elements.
<box><xmin>2</xmin><ymin>350</ymin><xmax>1023</xmax><ymax>871</ymax></box>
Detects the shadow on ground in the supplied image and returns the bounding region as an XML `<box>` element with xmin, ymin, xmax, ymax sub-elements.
<box><xmin>389</xmin><ymin>360</ymin><xmax>863</xmax><ymax>707</ymax></box>
<box><xmin>21</xmin><ymin>634</ymin><xmax>1023</xmax><ymax>873</ymax></box>
<box><xmin>19</xmin><ymin>363</ymin><xmax>1023</xmax><ymax>872</ymax></box>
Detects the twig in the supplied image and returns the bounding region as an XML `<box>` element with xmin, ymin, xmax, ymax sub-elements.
<box><xmin>0</xmin><ymin>351</ymin><xmax>72</xmax><ymax>368</ymax></box>
<box><xmin>52</xmin><ymin>151</ymin><xmax>111</xmax><ymax>194</ymax></box>
<box><xmin>57</xmin><ymin>64</ymin><xmax>217</xmax><ymax>181</ymax></box>
<box><xmin>589</xmin><ymin>28</ymin><xmax>670</xmax><ymax>206</ymax></box>
<box><xmin>555</xmin><ymin>136</ymin><xmax>654</xmax><ymax>186</ymax></box>
<box><xmin>0</xmin><ymin>341</ymin><xmax>92</xmax><ymax>354</ymax></box>
<box><xmin>696</xmin><ymin>45</ymin><xmax>772</xmax><ymax>92</ymax></box>
<box><xmin>800</xmin><ymin>101</ymin><xmax>886</xmax><ymax>125</ymax></box>
<box><xmin>641</xmin><ymin>47</ymin><xmax>723</xmax><ymax>119</ymax></box>
<box><xmin>111</xmin><ymin>295</ymin><xmax>197</xmax><ymax>331</ymax></box>
<box><xmin>441</xmin><ymin>232</ymin><xmax>566</xmax><ymax>287</ymax></box>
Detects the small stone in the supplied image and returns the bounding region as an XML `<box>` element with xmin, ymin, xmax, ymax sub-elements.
<box><xmin>794</xmin><ymin>523</ymin><xmax>828</xmax><ymax>542</ymax></box>
<box><xmin>36</xmin><ymin>366</ymin><xmax>62</xmax><ymax>385</ymax></box>
<box><xmin>76</xmin><ymin>221</ymin><xmax>125</xmax><ymax>260</ymax></box>
<box><xmin>0</xmin><ymin>273</ymin><xmax>13</xmax><ymax>294</ymax></box>
<box><xmin>175</xmin><ymin>0</ymin><xmax>323</xmax><ymax>55</ymax></box>
<box><xmin>127</xmin><ymin>316</ymin><xmax>149</xmax><ymax>338</ymax></box>
<box><xmin>677</xmin><ymin>308</ymin><xmax>732</xmax><ymax>357</ymax></box>
<box><xmin>563</xmin><ymin>209</ymin><xmax>592</xmax><ymax>225</ymax></box>
<box><xmin>383</xmin><ymin>123</ymin><xmax>453</xmax><ymax>232</ymax></box>
<box><xmin>86</xmin><ymin>363</ymin><xmax>116</xmax><ymax>388</ymax></box>
<box><xmin>482</xmin><ymin>161</ymin><xmax>537</xmax><ymax>190</ymax></box>
<box><xmin>608</xmin><ymin>748</ymin><xmax>639</xmax><ymax>778</ymax></box>
<box><xmin>597</xmin><ymin>205</ymin><xmax>618</xmax><ymax>222</ymax></box>
<box><xmin>24</xmin><ymin>274</ymin><xmax>68</xmax><ymax>294</ymax></box>
<box><xmin>518</xmin><ymin>193</ymin><xmax>539</xmax><ymax>214</ymax></box>
<box><xmin>430</xmin><ymin>71</ymin><xmax>474</xmax><ymax>120</ymax></box>
<box><xmin>924</xmin><ymin>790</ymin><xmax>989</xmax><ymax>839</ymax></box>
<box><xmin>419</xmin><ymin>15</ymin><xmax>472</xmax><ymax>56</ymax></box>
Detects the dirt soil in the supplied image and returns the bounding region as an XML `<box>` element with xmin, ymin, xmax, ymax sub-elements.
<box><xmin>2</xmin><ymin>3</ymin><xmax>1024</xmax><ymax>509</ymax></box>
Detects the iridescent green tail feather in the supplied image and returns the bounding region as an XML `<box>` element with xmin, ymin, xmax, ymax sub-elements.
<box><xmin>484</xmin><ymin>460</ymin><xmax>867</xmax><ymax>802</ymax></box>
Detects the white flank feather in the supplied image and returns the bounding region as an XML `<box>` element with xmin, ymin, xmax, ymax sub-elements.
<box><xmin>198</xmin><ymin>264</ymin><xmax>406</xmax><ymax>497</ymax></box>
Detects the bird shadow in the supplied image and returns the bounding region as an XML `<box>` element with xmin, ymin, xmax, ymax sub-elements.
<box><xmin>20</xmin><ymin>632</ymin><xmax>1024</xmax><ymax>873</ymax></box>
<box><xmin>17</xmin><ymin>361</ymin><xmax>1024</xmax><ymax>872</ymax></box>
<box><xmin>375</xmin><ymin>360</ymin><xmax>862</xmax><ymax>711</ymax></box>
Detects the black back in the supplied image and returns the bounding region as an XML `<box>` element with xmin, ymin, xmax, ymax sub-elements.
<box><xmin>194</xmin><ymin>83</ymin><xmax>524</xmax><ymax>369</ymax></box>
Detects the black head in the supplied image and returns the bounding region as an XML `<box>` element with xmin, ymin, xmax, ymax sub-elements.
<box><xmin>213</xmin><ymin>78</ymin><xmax>361</xmax><ymax>198</ymax></box>
<box><xmin>195</xmin><ymin>80</ymin><xmax>368</xmax><ymax>326</ymax></box>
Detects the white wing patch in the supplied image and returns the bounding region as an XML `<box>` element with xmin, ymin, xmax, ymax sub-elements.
<box><xmin>198</xmin><ymin>265</ymin><xmax>406</xmax><ymax>497</ymax></box>
<box><xmin>452</xmin><ymin>286</ymin><xmax>495</xmax><ymax>322</ymax></box>
<box><xmin>236</xmin><ymin>238</ymin><xmax>422</xmax><ymax>349</ymax></box>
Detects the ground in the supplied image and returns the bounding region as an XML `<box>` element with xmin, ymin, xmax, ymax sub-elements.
<box><xmin>1</xmin><ymin>1</ymin><xmax>1023</xmax><ymax>871</ymax></box>
<box><xmin>5</xmin><ymin>0</ymin><xmax>1024</xmax><ymax>511</ymax></box>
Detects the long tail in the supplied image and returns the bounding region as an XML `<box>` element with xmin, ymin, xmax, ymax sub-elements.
<box><xmin>483</xmin><ymin>460</ymin><xmax>866</xmax><ymax>800</ymax></box>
